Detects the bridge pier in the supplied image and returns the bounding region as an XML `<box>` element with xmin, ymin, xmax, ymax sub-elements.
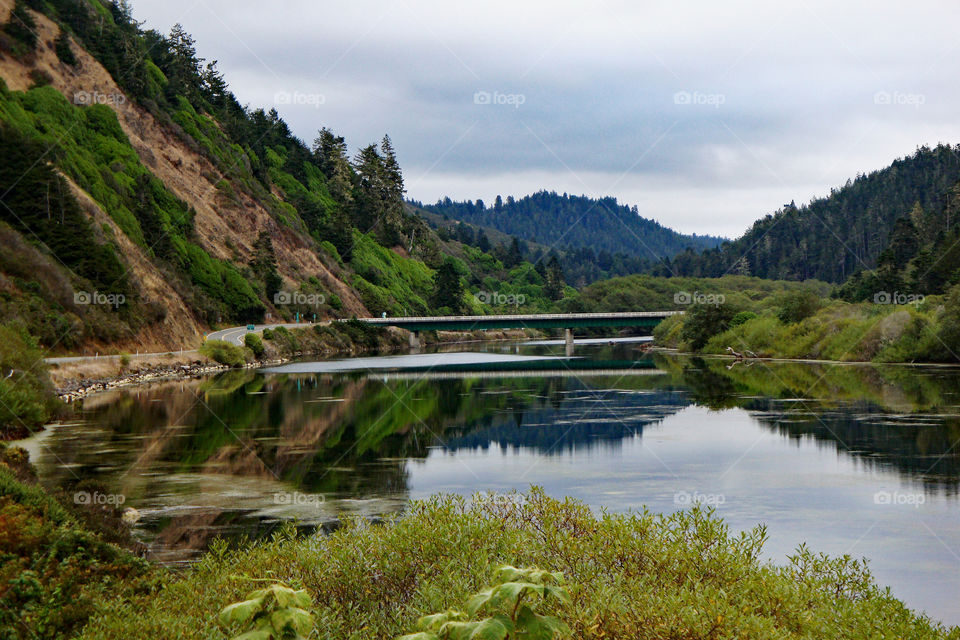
<box><xmin>564</xmin><ymin>328</ymin><xmax>574</xmax><ymax>356</ymax></box>
<box><xmin>409</xmin><ymin>330</ymin><xmax>421</xmax><ymax>352</ymax></box>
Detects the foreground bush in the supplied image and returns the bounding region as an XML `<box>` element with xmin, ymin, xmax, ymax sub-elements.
<box><xmin>81</xmin><ymin>489</ymin><xmax>956</xmax><ymax>639</ymax></box>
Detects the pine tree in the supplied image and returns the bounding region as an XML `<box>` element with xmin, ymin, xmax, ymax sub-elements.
<box><xmin>431</xmin><ymin>259</ymin><xmax>464</xmax><ymax>313</ymax></box>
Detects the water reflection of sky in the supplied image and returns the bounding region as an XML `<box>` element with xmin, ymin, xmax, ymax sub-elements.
<box><xmin>409</xmin><ymin>405</ymin><xmax>960</xmax><ymax>625</ymax></box>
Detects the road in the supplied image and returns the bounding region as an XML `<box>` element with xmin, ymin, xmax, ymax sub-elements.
<box><xmin>45</xmin><ymin>322</ymin><xmax>313</xmax><ymax>363</ymax></box>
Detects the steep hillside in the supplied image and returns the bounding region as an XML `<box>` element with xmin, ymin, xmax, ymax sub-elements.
<box><xmin>417</xmin><ymin>191</ymin><xmax>724</xmax><ymax>261</ymax></box>
<box><xmin>662</xmin><ymin>144</ymin><xmax>960</xmax><ymax>283</ymax></box>
<box><xmin>0</xmin><ymin>0</ymin><xmax>436</xmax><ymax>352</ymax></box>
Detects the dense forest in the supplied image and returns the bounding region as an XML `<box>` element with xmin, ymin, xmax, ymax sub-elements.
<box><xmin>659</xmin><ymin>144</ymin><xmax>960</xmax><ymax>283</ymax></box>
<box><xmin>417</xmin><ymin>190</ymin><xmax>724</xmax><ymax>260</ymax></box>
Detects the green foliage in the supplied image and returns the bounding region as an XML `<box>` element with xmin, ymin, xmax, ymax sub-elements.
<box><xmin>200</xmin><ymin>340</ymin><xmax>247</xmax><ymax>367</ymax></box>
<box><xmin>680</xmin><ymin>301</ymin><xmax>739</xmax><ymax>351</ymax></box>
<box><xmin>3</xmin><ymin>1</ymin><xmax>38</xmax><ymax>52</ymax></box>
<box><xmin>667</xmin><ymin>144</ymin><xmax>960</xmax><ymax>283</ymax></box>
<box><xmin>775</xmin><ymin>289</ymin><xmax>821</xmax><ymax>324</ymax></box>
<box><xmin>244</xmin><ymin>332</ymin><xmax>265</xmax><ymax>358</ymax></box>
<box><xmin>399</xmin><ymin>566</ymin><xmax>571</xmax><ymax>640</ymax></box>
<box><xmin>431</xmin><ymin>258</ymin><xmax>465</xmax><ymax>314</ymax></box>
<box><xmin>0</xmin><ymin>323</ymin><xmax>61</xmax><ymax>437</ymax></box>
<box><xmin>0</xmin><ymin>464</ymin><xmax>160</xmax><ymax>640</ymax></box>
<box><xmin>81</xmin><ymin>489</ymin><xmax>955</xmax><ymax>639</ymax></box>
<box><xmin>730</xmin><ymin>310</ymin><xmax>758</xmax><ymax>327</ymax></box>
<box><xmin>219</xmin><ymin>584</ymin><xmax>314</xmax><ymax>640</ymax></box>
<box><xmin>350</xmin><ymin>232</ymin><xmax>433</xmax><ymax>315</ymax></box>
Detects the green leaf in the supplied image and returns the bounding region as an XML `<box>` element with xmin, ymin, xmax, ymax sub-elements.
<box><xmin>419</xmin><ymin>610</ymin><xmax>467</xmax><ymax>631</ymax></box>
<box><xmin>494</xmin><ymin>565</ymin><xmax>525</xmax><ymax>583</ymax></box>
<box><xmin>270</xmin><ymin>607</ymin><xmax>313</xmax><ymax>635</ymax></box>
<box><xmin>397</xmin><ymin>634</ymin><xmax>440</xmax><ymax>640</ymax></box>
<box><xmin>515</xmin><ymin>605</ymin><xmax>570</xmax><ymax>640</ymax></box>
<box><xmin>466</xmin><ymin>587</ymin><xmax>495</xmax><ymax>616</ymax></box>
<box><xmin>490</xmin><ymin>582</ymin><xmax>543</xmax><ymax>609</ymax></box>
<box><xmin>543</xmin><ymin>584</ymin><xmax>571</xmax><ymax>604</ymax></box>
<box><xmin>467</xmin><ymin>617</ymin><xmax>510</xmax><ymax>640</ymax></box>
<box><xmin>219</xmin><ymin>597</ymin><xmax>265</xmax><ymax>626</ymax></box>
<box><xmin>291</xmin><ymin>589</ymin><xmax>312</xmax><ymax>609</ymax></box>
<box><xmin>269</xmin><ymin>584</ymin><xmax>297</xmax><ymax>607</ymax></box>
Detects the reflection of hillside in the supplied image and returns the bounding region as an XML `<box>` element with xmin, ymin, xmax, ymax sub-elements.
<box><xmin>748</xmin><ymin>399</ymin><xmax>960</xmax><ymax>492</ymax></box>
<box><xmin>441</xmin><ymin>387</ymin><xmax>690</xmax><ymax>454</ymax></box>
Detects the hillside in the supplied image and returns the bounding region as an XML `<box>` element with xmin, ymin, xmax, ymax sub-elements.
<box><xmin>417</xmin><ymin>190</ymin><xmax>724</xmax><ymax>262</ymax></box>
<box><xmin>0</xmin><ymin>0</ymin><xmax>569</xmax><ymax>355</ymax></box>
<box><xmin>663</xmin><ymin>144</ymin><xmax>960</xmax><ymax>283</ymax></box>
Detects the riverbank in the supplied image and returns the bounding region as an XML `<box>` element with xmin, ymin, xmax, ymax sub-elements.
<box><xmin>48</xmin><ymin>325</ymin><xmax>542</xmax><ymax>403</ymax></box>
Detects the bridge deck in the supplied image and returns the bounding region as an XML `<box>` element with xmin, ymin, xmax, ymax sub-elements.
<box><xmin>355</xmin><ymin>311</ymin><xmax>681</xmax><ymax>332</ymax></box>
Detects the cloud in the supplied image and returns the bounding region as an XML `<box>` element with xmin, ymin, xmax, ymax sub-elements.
<box><xmin>132</xmin><ymin>0</ymin><xmax>960</xmax><ymax>237</ymax></box>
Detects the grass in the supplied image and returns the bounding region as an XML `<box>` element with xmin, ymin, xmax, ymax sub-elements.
<box><xmin>78</xmin><ymin>488</ymin><xmax>956</xmax><ymax>639</ymax></box>
<box><xmin>199</xmin><ymin>340</ymin><xmax>248</xmax><ymax>367</ymax></box>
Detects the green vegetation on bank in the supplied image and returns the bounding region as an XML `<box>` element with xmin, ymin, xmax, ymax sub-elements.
<box><xmin>77</xmin><ymin>489</ymin><xmax>955</xmax><ymax>639</ymax></box>
<box><xmin>652</xmin><ymin>280</ymin><xmax>960</xmax><ymax>363</ymax></box>
<box><xmin>0</xmin><ymin>447</ymin><xmax>160</xmax><ymax>639</ymax></box>
<box><xmin>0</xmin><ymin>323</ymin><xmax>60</xmax><ymax>438</ymax></box>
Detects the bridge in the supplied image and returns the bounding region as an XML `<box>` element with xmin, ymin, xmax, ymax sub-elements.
<box><xmin>356</xmin><ymin>311</ymin><xmax>680</xmax><ymax>353</ymax></box>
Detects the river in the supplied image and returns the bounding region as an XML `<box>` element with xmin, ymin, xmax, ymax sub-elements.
<box><xmin>19</xmin><ymin>338</ymin><xmax>960</xmax><ymax>625</ymax></box>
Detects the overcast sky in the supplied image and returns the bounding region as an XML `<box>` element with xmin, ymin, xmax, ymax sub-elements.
<box><xmin>131</xmin><ymin>0</ymin><xmax>960</xmax><ymax>238</ymax></box>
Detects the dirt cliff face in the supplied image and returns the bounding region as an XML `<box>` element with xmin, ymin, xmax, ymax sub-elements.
<box><xmin>0</xmin><ymin>0</ymin><xmax>369</xmax><ymax>350</ymax></box>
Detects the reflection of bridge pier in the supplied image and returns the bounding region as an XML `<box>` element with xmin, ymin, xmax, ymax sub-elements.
<box><xmin>565</xmin><ymin>328</ymin><xmax>574</xmax><ymax>356</ymax></box>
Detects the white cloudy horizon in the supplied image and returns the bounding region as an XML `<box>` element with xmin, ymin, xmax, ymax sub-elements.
<box><xmin>131</xmin><ymin>0</ymin><xmax>960</xmax><ymax>239</ymax></box>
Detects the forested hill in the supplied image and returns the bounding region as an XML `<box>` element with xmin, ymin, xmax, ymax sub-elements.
<box><xmin>416</xmin><ymin>191</ymin><xmax>725</xmax><ymax>260</ymax></box>
<box><xmin>662</xmin><ymin>144</ymin><xmax>960</xmax><ymax>283</ymax></box>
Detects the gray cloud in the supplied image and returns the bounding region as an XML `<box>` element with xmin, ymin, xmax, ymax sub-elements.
<box><xmin>132</xmin><ymin>0</ymin><xmax>960</xmax><ymax>237</ymax></box>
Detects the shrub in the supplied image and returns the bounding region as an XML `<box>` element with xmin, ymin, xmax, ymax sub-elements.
<box><xmin>730</xmin><ymin>310</ymin><xmax>759</xmax><ymax>327</ymax></box>
<box><xmin>0</xmin><ymin>323</ymin><xmax>60</xmax><ymax>437</ymax></box>
<box><xmin>81</xmin><ymin>489</ymin><xmax>955</xmax><ymax>639</ymax></box>
<box><xmin>199</xmin><ymin>340</ymin><xmax>246</xmax><ymax>367</ymax></box>
<box><xmin>775</xmin><ymin>290</ymin><xmax>821</xmax><ymax>324</ymax></box>
<box><xmin>54</xmin><ymin>32</ymin><xmax>77</xmax><ymax>66</ymax></box>
<box><xmin>680</xmin><ymin>302</ymin><xmax>739</xmax><ymax>351</ymax></box>
<box><xmin>243</xmin><ymin>332</ymin><xmax>265</xmax><ymax>358</ymax></box>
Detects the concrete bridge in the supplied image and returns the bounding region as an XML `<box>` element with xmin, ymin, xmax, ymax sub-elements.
<box><xmin>356</xmin><ymin>311</ymin><xmax>681</xmax><ymax>353</ymax></box>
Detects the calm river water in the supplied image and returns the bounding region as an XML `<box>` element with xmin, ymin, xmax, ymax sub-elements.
<box><xmin>20</xmin><ymin>339</ymin><xmax>960</xmax><ymax>624</ymax></box>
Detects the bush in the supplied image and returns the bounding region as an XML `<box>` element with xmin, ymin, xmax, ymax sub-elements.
<box><xmin>81</xmin><ymin>489</ymin><xmax>955</xmax><ymax>639</ymax></box>
<box><xmin>680</xmin><ymin>302</ymin><xmax>739</xmax><ymax>351</ymax></box>
<box><xmin>730</xmin><ymin>310</ymin><xmax>759</xmax><ymax>327</ymax></box>
<box><xmin>775</xmin><ymin>290</ymin><xmax>821</xmax><ymax>324</ymax></box>
<box><xmin>199</xmin><ymin>340</ymin><xmax>246</xmax><ymax>367</ymax></box>
<box><xmin>0</xmin><ymin>323</ymin><xmax>60</xmax><ymax>437</ymax></box>
<box><xmin>243</xmin><ymin>332</ymin><xmax>264</xmax><ymax>358</ymax></box>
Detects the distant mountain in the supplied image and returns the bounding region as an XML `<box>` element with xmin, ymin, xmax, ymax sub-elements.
<box><xmin>416</xmin><ymin>191</ymin><xmax>725</xmax><ymax>260</ymax></box>
<box><xmin>663</xmin><ymin>144</ymin><xmax>960</xmax><ymax>283</ymax></box>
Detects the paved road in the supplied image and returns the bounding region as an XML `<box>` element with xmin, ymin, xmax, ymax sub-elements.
<box><xmin>45</xmin><ymin>322</ymin><xmax>314</xmax><ymax>363</ymax></box>
<box><xmin>207</xmin><ymin>322</ymin><xmax>309</xmax><ymax>346</ymax></box>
